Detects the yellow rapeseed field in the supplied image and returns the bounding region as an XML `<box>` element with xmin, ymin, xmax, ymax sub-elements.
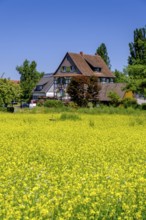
<box><xmin>0</xmin><ymin>113</ymin><xmax>146</xmax><ymax>219</ymax></box>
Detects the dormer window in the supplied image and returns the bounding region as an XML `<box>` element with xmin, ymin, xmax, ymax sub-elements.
<box><xmin>35</xmin><ymin>85</ymin><xmax>43</xmax><ymax>91</ymax></box>
<box><xmin>94</xmin><ymin>67</ymin><xmax>101</xmax><ymax>72</ymax></box>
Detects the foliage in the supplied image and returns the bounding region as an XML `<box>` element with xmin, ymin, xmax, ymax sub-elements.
<box><xmin>67</xmin><ymin>76</ymin><xmax>101</xmax><ymax>107</ymax></box>
<box><xmin>7</xmin><ymin>106</ymin><xmax>15</xmax><ymax>113</ymax></box>
<box><xmin>108</xmin><ymin>91</ymin><xmax>121</xmax><ymax>106</ymax></box>
<box><xmin>96</xmin><ymin>43</ymin><xmax>111</xmax><ymax>69</ymax></box>
<box><xmin>44</xmin><ymin>99</ymin><xmax>64</xmax><ymax>108</ymax></box>
<box><xmin>16</xmin><ymin>60</ymin><xmax>44</xmax><ymax>101</ymax></box>
<box><xmin>128</xmin><ymin>26</ymin><xmax>146</xmax><ymax>65</ymax></box>
<box><xmin>60</xmin><ymin>113</ymin><xmax>81</xmax><ymax>121</ymax></box>
<box><xmin>1</xmin><ymin>113</ymin><xmax>146</xmax><ymax>219</ymax></box>
<box><xmin>121</xmin><ymin>97</ymin><xmax>138</xmax><ymax>109</ymax></box>
<box><xmin>141</xmin><ymin>103</ymin><xmax>146</xmax><ymax>110</ymax></box>
<box><xmin>0</xmin><ymin>78</ymin><xmax>21</xmax><ymax>106</ymax></box>
<box><xmin>67</xmin><ymin>101</ymin><xmax>78</xmax><ymax>109</ymax></box>
<box><xmin>126</xmin><ymin>26</ymin><xmax>146</xmax><ymax>94</ymax></box>
<box><xmin>113</xmin><ymin>69</ymin><xmax>129</xmax><ymax>83</ymax></box>
<box><xmin>36</xmin><ymin>99</ymin><xmax>45</xmax><ymax>107</ymax></box>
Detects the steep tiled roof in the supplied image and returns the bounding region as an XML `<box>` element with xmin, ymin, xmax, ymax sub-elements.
<box><xmin>83</xmin><ymin>54</ymin><xmax>114</xmax><ymax>77</ymax></box>
<box><xmin>34</xmin><ymin>74</ymin><xmax>53</xmax><ymax>93</ymax></box>
<box><xmin>68</xmin><ymin>53</ymin><xmax>94</xmax><ymax>76</ymax></box>
<box><xmin>40</xmin><ymin>77</ymin><xmax>53</xmax><ymax>93</ymax></box>
<box><xmin>54</xmin><ymin>52</ymin><xmax>114</xmax><ymax>78</ymax></box>
<box><xmin>99</xmin><ymin>83</ymin><xmax>126</xmax><ymax>101</ymax></box>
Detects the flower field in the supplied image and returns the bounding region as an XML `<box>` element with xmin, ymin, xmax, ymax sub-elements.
<box><xmin>0</xmin><ymin>113</ymin><xmax>146</xmax><ymax>219</ymax></box>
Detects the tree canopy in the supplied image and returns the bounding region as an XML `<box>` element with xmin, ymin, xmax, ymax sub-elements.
<box><xmin>113</xmin><ymin>69</ymin><xmax>129</xmax><ymax>83</ymax></box>
<box><xmin>67</xmin><ymin>76</ymin><xmax>101</xmax><ymax>106</ymax></box>
<box><xmin>16</xmin><ymin>60</ymin><xmax>44</xmax><ymax>101</ymax></box>
<box><xmin>96</xmin><ymin>43</ymin><xmax>111</xmax><ymax>69</ymax></box>
<box><xmin>128</xmin><ymin>27</ymin><xmax>146</xmax><ymax>65</ymax></box>
<box><xmin>126</xmin><ymin>26</ymin><xmax>146</xmax><ymax>95</ymax></box>
<box><xmin>0</xmin><ymin>78</ymin><xmax>21</xmax><ymax>107</ymax></box>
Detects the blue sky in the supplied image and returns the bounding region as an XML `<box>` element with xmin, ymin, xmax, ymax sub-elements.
<box><xmin>0</xmin><ymin>0</ymin><xmax>146</xmax><ymax>79</ymax></box>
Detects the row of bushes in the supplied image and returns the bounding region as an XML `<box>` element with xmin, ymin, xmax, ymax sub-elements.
<box><xmin>37</xmin><ymin>98</ymin><xmax>146</xmax><ymax>110</ymax></box>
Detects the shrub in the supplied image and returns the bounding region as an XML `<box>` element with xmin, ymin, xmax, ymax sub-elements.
<box><xmin>0</xmin><ymin>107</ymin><xmax>7</xmax><ymax>112</ymax></box>
<box><xmin>7</xmin><ymin>107</ymin><xmax>14</xmax><ymax>113</ymax></box>
<box><xmin>44</xmin><ymin>100</ymin><xmax>64</xmax><ymax>108</ymax></box>
<box><xmin>60</xmin><ymin>113</ymin><xmax>81</xmax><ymax>121</ymax></box>
<box><xmin>141</xmin><ymin>103</ymin><xmax>146</xmax><ymax>110</ymax></box>
<box><xmin>108</xmin><ymin>92</ymin><xmax>120</xmax><ymax>106</ymax></box>
<box><xmin>67</xmin><ymin>101</ymin><xmax>78</xmax><ymax>109</ymax></box>
<box><xmin>37</xmin><ymin>99</ymin><xmax>45</xmax><ymax>107</ymax></box>
<box><xmin>121</xmin><ymin>98</ymin><xmax>138</xmax><ymax>108</ymax></box>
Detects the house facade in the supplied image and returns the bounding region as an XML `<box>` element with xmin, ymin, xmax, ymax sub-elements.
<box><xmin>53</xmin><ymin>52</ymin><xmax>115</xmax><ymax>99</ymax></box>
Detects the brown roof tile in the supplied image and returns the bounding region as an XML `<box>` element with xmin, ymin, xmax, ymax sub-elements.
<box><xmin>83</xmin><ymin>54</ymin><xmax>114</xmax><ymax>77</ymax></box>
<box><xmin>68</xmin><ymin>52</ymin><xmax>94</xmax><ymax>76</ymax></box>
<box><xmin>54</xmin><ymin>52</ymin><xmax>115</xmax><ymax>78</ymax></box>
<box><xmin>99</xmin><ymin>83</ymin><xmax>126</xmax><ymax>101</ymax></box>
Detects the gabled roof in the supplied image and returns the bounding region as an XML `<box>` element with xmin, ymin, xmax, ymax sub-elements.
<box><xmin>68</xmin><ymin>52</ymin><xmax>94</xmax><ymax>76</ymax></box>
<box><xmin>83</xmin><ymin>54</ymin><xmax>114</xmax><ymax>77</ymax></box>
<box><xmin>99</xmin><ymin>83</ymin><xmax>126</xmax><ymax>101</ymax></box>
<box><xmin>33</xmin><ymin>74</ymin><xmax>53</xmax><ymax>93</ymax></box>
<box><xmin>36</xmin><ymin>74</ymin><xmax>53</xmax><ymax>86</ymax></box>
<box><xmin>54</xmin><ymin>52</ymin><xmax>115</xmax><ymax>78</ymax></box>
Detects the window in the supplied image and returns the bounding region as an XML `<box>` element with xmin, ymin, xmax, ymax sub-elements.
<box><xmin>100</xmin><ymin>78</ymin><xmax>106</xmax><ymax>83</ymax></box>
<box><xmin>57</xmin><ymin>77</ymin><xmax>66</xmax><ymax>84</ymax></box>
<box><xmin>94</xmin><ymin>67</ymin><xmax>101</xmax><ymax>72</ymax></box>
<box><xmin>61</xmin><ymin>66</ymin><xmax>66</xmax><ymax>72</ymax></box>
<box><xmin>106</xmin><ymin>78</ymin><xmax>110</xmax><ymax>83</ymax></box>
<box><xmin>110</xmin><ymin>78</ymin><xmax>114</xmax><ymax>83</ymax></box>
<box><xmin>61</xmin><ymin>66</ymin><xmax>76</xmax><ymax>73</ymax></box>
<box><xmin>35</xmin><ymin>85</ymin><xmax>43</xmax><ymax>91</ymax></box>
<box><xmin>66</xmin><ymin>77</ymin><xmax>71</xmax><ymax>84</ymax></box>
<box><xmin>66</xmin><ymin>66</ymin><xmax>70</xmax><ymax>72</ymax></box>
<box><xmin>70</xmin><ymin>66</ymin><xmax>75</xmax><ymax>72</ymax></box>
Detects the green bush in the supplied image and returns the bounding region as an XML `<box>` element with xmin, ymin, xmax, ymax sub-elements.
<box><xmin>7</xmin><ymin>107</ymin><xmax>14</xmax><ymax>113</ymax></box>
<box><xmin>0</xmin><ymin>107</ymin><xmax>7</xmax><ymax>112</ymax></box>
<box><xmin>121</xmin><ymin>98</ymin><xmax>138</xmax><ymax>108</ymax></box>
<box><xmin>60</xmin><ymin>113</ymin><xmax>81</xmax><ymax>121</ymax></box>
<box><xmin>141</xmin><ymin>103</ymin><xmax>146</xmax><ymax>110</ymax></box>
<box><xmin>67</xmin><ymin>101</ymin><xmax>78</xmax><ymax>109</ymax></box>
<box><xmin>37</xmin><ymin>99</ymin><xmax>45</xmax><ymax>107</ymax></box>
<box><xmin>44</xmin><ymin>100</ymin><xmax>64</xmax><ymax>108</ymax></box>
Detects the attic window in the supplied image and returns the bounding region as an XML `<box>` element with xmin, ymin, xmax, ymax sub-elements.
<box><xmin>61</xmin><ymin>66</ymin><xmax>66</xmax><ymax>72</ymax></box>
<box><xmin>94</xmin><ymin>67</ymin><xmax>101</xmax><ymax>72</ymax></box>
<box><xmin>35</xmin><ymin>85</ymin><xmax>43</xmax><ymax>91</ymax></box>
<box><xmin>70</xmin><ymin>66</ymin><xmax>75</xmax><ymax>72</ymax></box>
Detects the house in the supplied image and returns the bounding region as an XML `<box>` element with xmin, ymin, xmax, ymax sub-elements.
<box><xmin>32</xmin><ymin>52</ymin><xmax>133</xmax><ymax>104</ymax></box>
<box><xmin>53</xmin><ymin>51</ymin><xmax>115</xmax><ymax>99</ymax></box>
<box><xmin>32</xmin><ymin>74</ymin><xmax>54</xmax><ymax>100</ymax></box>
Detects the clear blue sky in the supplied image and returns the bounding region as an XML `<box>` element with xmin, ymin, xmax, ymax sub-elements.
<box><xmin>0</xmin><ymin>0</ymin><xmax>146</xmax><ymax>79</ymax></box>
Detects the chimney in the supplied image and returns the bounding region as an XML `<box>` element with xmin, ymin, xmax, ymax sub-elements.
<box><xmin>80</xmin><ymin>51</ymin><xmax>84</xmax><ymax>56</ymax></box>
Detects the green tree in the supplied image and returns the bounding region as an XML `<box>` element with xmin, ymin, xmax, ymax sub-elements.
<box><xmin>67</xmin><ymin>76</ymin><xmax>101</xmax><ymax>106</ymax></box>
<box><xmin>0</xmin><ymin>78</ymin><xmax>21</xmax><ymax>107</ymax></box>
<box><xmin>126</xmin><ymin>26</ymin><xmax>146</xmax><ymax>95</ymax></box>
<box><xmin>113</xmin><ymin>69</ymin><xmax>129</xmax><ymax>83</ymax></box>
<box><xmin>128</xmin><ymin>27</ymin><xmax>146</xmax><ymax>65</ymax></box>
<box><xmin>16</xmin><ymin>60</ymin><xmax>44</xmax><ymax>101</ymax></box>
<box><xmin>108</xmin><ymin>91</ymin><xmax>120</xmax><ymax>106</ymax></box>
<box><xmin>96</xmin><ymin>43</ymin><xmax>111</xmax><ymax>69</ymax></box>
